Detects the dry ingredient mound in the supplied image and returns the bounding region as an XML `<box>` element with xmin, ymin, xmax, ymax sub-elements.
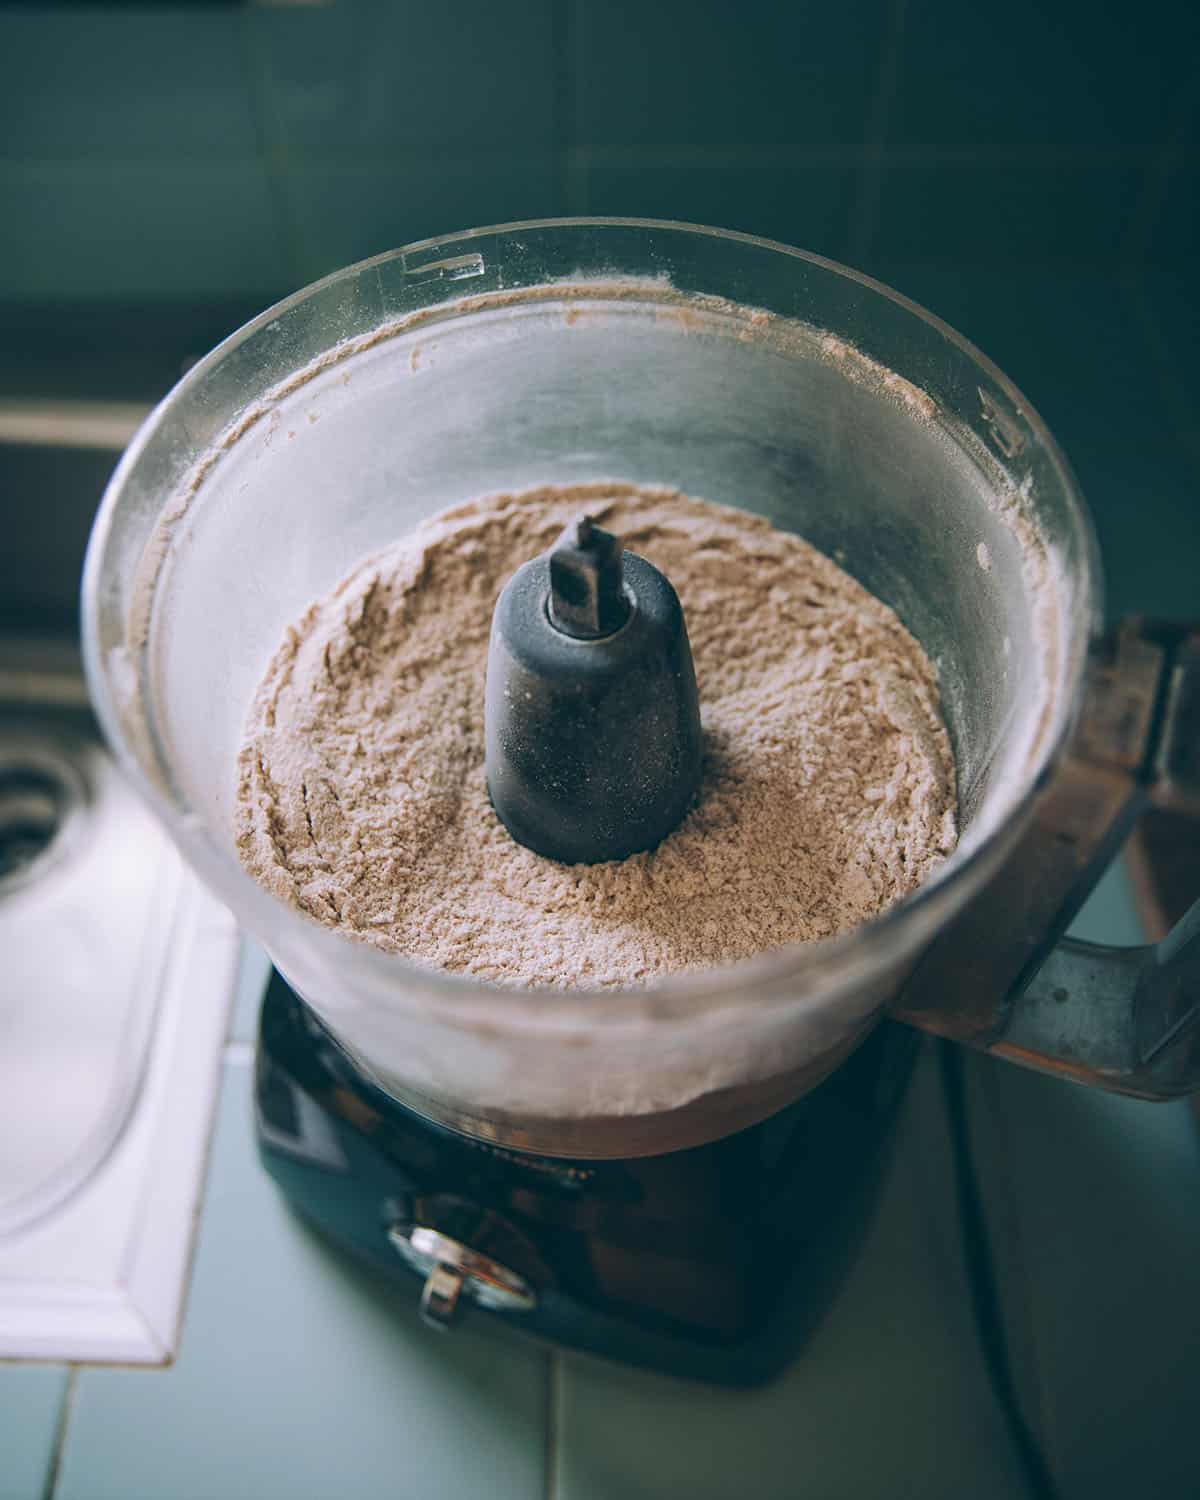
<box><xmin>236</xmin><ymin>483</ymin><xmax>958</xmax><ymax>988</ymax></box>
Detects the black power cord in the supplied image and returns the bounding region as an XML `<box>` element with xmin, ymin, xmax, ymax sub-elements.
<box><xmin>938</xmin><ymin>1041</ymin><xmax>1061</xmax><ymax>1500</ymax></box>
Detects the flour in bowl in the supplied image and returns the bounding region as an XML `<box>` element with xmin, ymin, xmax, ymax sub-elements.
<box><xmin>236</xmin><ymin>482</ymin><xmax>957</xmax><ymax>988</ymax></box>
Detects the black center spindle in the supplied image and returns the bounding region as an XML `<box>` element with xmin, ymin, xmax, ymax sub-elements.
<box><xmin>484</xmin><ymin>514</ymin><xmax>703</xmax><ymax>865</ymax></box>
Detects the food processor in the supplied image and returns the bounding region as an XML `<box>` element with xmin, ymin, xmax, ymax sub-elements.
<box><xmin>81</xmin><ymin>220</ymin><xmax>1199</xmax><ymax>1385</ymax></box>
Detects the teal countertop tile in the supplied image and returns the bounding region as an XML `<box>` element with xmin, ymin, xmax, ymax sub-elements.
<box><xmin>0</xmin><ymin>1365</ymin><xmax>68</xmax><ymax>1500</ymax></box>
<box><xmin>57</xmin><ymin>1062</ymin><xmax>547</xmax><ymax>1500</ymax></box>
<box><xmin>251</xmin><ymin>0</ymin><xmax>557</xmax><ymax>155</ymax></box>
<box><xmin>1066</xmin><ymin>855</ymin><xmax>1144</xmax><ymax>948</ymax></box>
<box><xmin>965</xmin><ymin>1055</ymin><xmax>1200</xmax><ymax>1500</ymax></box>
<box><xmin>967</xmin><ymin>865</ymin><xmax>1200</xmax><ymax>1499</ymax></box>
<box><xmin>228</xmin><ymin>940</ymin><xmax>271</xmax><ymax>1045</ymax></box>
<box><xmin>554</xmin><ymin>1043</ymin><xmax>1033</xmax><ymax>1500</ymax></box>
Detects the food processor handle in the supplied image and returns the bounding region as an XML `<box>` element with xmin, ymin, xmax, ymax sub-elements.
<box><xmin>893</xmin><ymin>621</ymin><xmax>1200</xmax><ymax>1099</ymax></box>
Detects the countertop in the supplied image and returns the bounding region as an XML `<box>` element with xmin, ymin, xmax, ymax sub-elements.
<box><xmin>3</xmin><ymin>261</ymin><xmax>1197</xmax><ymax>1498</ymax></box>
<box><xmin>2</xmin><ymin>861</ymin><xmax>1198</xmax><ymax>1500</ymax></box>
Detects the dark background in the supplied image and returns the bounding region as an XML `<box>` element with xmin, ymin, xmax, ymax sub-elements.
<box><xmin>0</xmin><ymin>0</ymin><xmax>1196</xmax><ymax>628</ymax></box>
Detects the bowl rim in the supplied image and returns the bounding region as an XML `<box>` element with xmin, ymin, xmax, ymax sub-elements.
<box><xmin>81</xmin><ymin>216</ymin><xmax>1102</xmax><ymax>1034</ymax></box>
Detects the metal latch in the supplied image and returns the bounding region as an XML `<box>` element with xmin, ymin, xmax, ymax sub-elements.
<box><xmin>387</xmin><ymin>1223</ymin><xmax>537</xmax><ymax>1330</ymax></box>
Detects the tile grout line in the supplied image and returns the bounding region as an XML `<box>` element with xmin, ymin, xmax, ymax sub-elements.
<box><xmin>145</xmin><ymin>1030</ymin><xmax>245</xmax><ymax>1374</ymax></box>
<box><xmin>238</xmin><ymin>6</ymin><xmax>305</xmax><ymax>290</ymax></box>
<box><xmin>848</xmin><ymin>0</ymin><xmax>909</xmax><ymax>267</ymax></box>
<box><xmin>564</xmin><ymin>148</ymin><xmax>589</xmax><ymax>215</ymax></box>
<box><xmin>939</xmin><ymin>1050</ymin><xmax>1060</xmax><ymax>1500</ymax></box>
<box><xmin>542</xmin><ymin>1350</ymin><xmax>561</xmax><ymax>1500</ymax></box>
<box><xmin>964</xmin><ymin>1064</ymin><xmax>1059</xmax><ymax>1484</ymax></box>
<box><xmin>1126</xmin><ymin>276</ymin><xmax>1200</xmax><ymax>469</ymax></box>
<box><xmin>1117</xmin><ymin>66</ymin><xmax>1200</xmax><ymax>461</ymax></box>
<box><xmin>1</xmin><ymin>143</ymin><xmax>1184</xmax><ymax>174</ymax></box>
<box><xmin>39</xmin><ymin>1366</ymin><xmax>79</xmax><ymax>1500</ymax></box>
<box><xmin>551</xmin><ymin>0</ymin><xmax>577</xmax><ymax>215</ymax></box>
<box><xmin>559</xmin><ymin>2</ymin><xmax>588</xmax><ymax>215</ymax></box>
<box><xmin>1116</xmin><ymin>58</ymin><xmax>1195</xmax><ymax>461</ymax></box>
<box><xmin>1119</xmin><ymin>59</ymin><xmax>1199</xmax><ymax>269</ymax></box>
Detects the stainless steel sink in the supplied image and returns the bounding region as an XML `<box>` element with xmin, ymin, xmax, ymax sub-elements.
<box><xmin>0</xmin><ymin>638</ymin><xmax>180</xmax><ymax>1237</ymax></box>
<box><xmin>0</xmin><ymin>415</ymin><xmax>240</xmax><ymax>1362</ymax></box>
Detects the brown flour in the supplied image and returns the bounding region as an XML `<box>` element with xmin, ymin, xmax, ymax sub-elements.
<box><xmin>235</xmin><ymin>483</ymin><xmax>958</xmax><ymax>988</ymax></box>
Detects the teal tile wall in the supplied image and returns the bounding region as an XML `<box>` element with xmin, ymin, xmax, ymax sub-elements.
<box><xmin>1</xmin><ymin>0</ymin><xmax>1194</xmax><ymax>311</ymax></box>
<box><xmin>248</xmin><ymin>0</ymin><xmax>558</xmax><ymax>153</ymax></box>
<box><xmin>870</xmin><ymin>162</ymin><xmax>1145</xmax><ymax>265</ymax></box>
<box><xmin>1134</xmin><ymin>265</ymin><xmax>1198</xmax><ymax>505</ymax></box>
<box><xmin>2</xmin><ymin>162</ymin><xmax>285</xmax><ymax>302</ymax></box>
<box><xmin>0</xmin><ymin>0</ymin><xmax>560</xmax><ymax>309</ymax></box>
<box><xmin>281</xmin><ymin>155</ymin><xmax>561</xmax><ymax>285</ymax></box>
<box><xmin>887</xmin><ymin>2</ymin><xmax>1198</xmax><ymax>148</ymax></box>
<box><xmin>570</xmin><ymin>0</ymin><xmax>886</xmax><ymax>148</ymax></box>
<box><xmin>578</xmin><ymin>157</ymin><xmax>856</xmax><ymax>261</ymax></box>
<box><xmin>858</xmin><ymin>265</ymin><xmax>1198</xmax><ymax>622</ymax></box>
<box><xmin>1145</xmin><ymin>160</ymin><xmax>1197</xmax><ymax>263</ymax></box>
<box><xmin>0</xmin><ymin>0</ymin><xmax>1194</xmax><ymax>633</ymax></box>
<box><xmin>0</xmin><ymin>10</ymin><xmax>260</xmax><ymax>162</ymax></box>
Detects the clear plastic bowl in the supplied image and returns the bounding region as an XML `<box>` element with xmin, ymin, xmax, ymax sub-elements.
<box><xmin>82</xmin><ymin>220</ymin><xmax>1097</xmax><ymax>1157</ymax></box>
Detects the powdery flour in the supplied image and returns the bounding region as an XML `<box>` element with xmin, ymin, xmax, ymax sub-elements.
<box><xmin>236</xmin><ymin>483</ymin><xmax>957</xmax><ymax>988</ymax></box>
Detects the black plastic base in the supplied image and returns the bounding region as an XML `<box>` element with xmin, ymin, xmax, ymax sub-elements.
<box><xmin>255</xmin><ymin>970</ymin><xmax>917</xmax><ymax>1387</ymax></box>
